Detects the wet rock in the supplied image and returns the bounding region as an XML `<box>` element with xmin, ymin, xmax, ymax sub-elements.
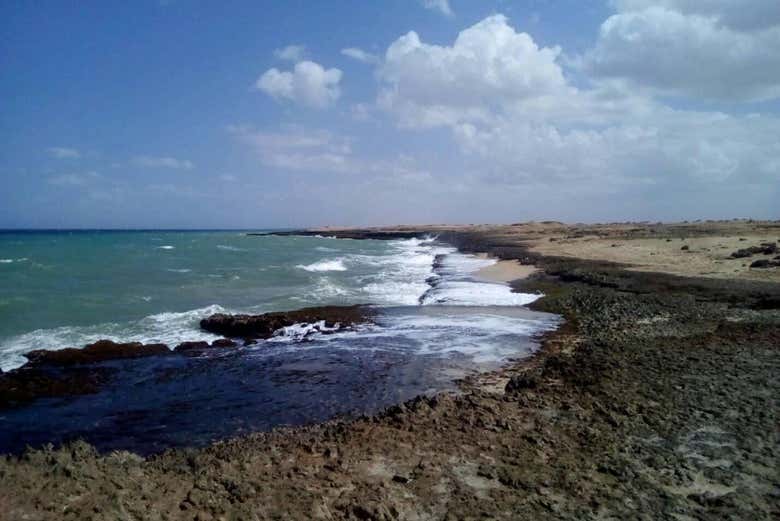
<box><xmin>0</xmin><ymin>367</ymin><xmax>114</xmax><ymax>409</ymax></box>
<box><xmin>0</xmin><ymin>340</ymin><xmax>172</xmax><ymax>409</ymax></box>
<box><xmin>174</xmin><ymin>341</ymin><xmax>211</xmax><ymax>353</ymax></box>
<box><xmin>211</xmin><ymin>338</ymin><xmax>237</xmax><ymax>348</ymax></box>
<box><xmin>24</xmin><ymin>340</ymin><xmax>170</xmax><ymax>367</ymax></box>
<box><xmin>200</xmin><ymin>305</ymin><xmax>373</xmax><ymax>340</ymax></box>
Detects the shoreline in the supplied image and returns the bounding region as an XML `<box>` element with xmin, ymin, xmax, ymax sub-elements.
<box><xmin>2</xmin><ymin>221</ymin><xmax>779</xmax><ymax>519</ymax></box>
<box><xmin>473</xmin><ymin>257</ymin><xmax>538</xmax><ymax>283</ymax></box>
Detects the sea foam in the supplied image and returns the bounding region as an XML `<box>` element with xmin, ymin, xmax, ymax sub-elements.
<box><xmin>297</xmin><ymin>259</ymin><xmax>347</xmax><ymax>272</ymax></box>
<box><xmin>0</xmin><ymin>304</ymin><xmax>226</xmax><ymax>372</ymax></box>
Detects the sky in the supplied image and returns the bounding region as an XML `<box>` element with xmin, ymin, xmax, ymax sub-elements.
<box><xmin>1</xmin><ymin>0</ymin><xmax>779</xmax><ymax>228</ymax></box>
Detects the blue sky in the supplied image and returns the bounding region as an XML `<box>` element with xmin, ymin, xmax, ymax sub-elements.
<box><xmin>1</xmin><ymin>0</ymin><xmax>778</xmax><ymax>228</ymax></box>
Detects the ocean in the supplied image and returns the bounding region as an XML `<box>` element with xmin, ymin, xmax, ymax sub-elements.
<box><xmin>0</xmin><ymin>230</ymin><xmax>558</xmax><ymax>453</ymax></box>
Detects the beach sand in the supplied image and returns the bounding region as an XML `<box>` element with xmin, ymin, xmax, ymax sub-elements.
<box><xmin>474</xmin><ymin>258</ymin><xmax>537</xmax><ymax>282</ymax></box>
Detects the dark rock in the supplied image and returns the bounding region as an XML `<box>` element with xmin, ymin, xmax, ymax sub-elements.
<box><xmin>505</xmin><ymin>373</ymin><xmax>539</xmax><ymax>393</ymax></box>
<box><xmin>199</xmin><ymin>305</ymin><xmax>373</xmax><ymax>340</ymax></box>
<box><xmin>749</xmin><ymin>259</ymin><xmax>779</xmax><ymax>269</ymax></box>
<box><xmin>174</xmin><ymin>341</ymin><xmax>211</xmax><ymax>353</ymax></box>
<box><xmin>680</xmin><ymin>245</ymin><xmax>689</xmax><ymax>251</ymax></box>
<box><xmin>0</xmin><ymin>367</ymin><xmax>114</xmax><ymax>409</ymax></box>
<box><xmin>24</xmin><ymin>340</ymin><xmax>170</xmax><ymax>367</ymax></box>
<box><xmin>730</xmin><ymin>245</ymin><xmax>771</xmax><ymax>257</ymax></box>
<box><xmin>211</xmin><ymin>338</ymin><xmax>237</xmax><ymax>348</ymax></box>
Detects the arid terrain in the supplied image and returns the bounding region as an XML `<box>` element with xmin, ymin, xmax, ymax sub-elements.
<box><xmin>1</xmin><ymin>220</ymin><xmax>778</xmax><ymax>520</ymax></box>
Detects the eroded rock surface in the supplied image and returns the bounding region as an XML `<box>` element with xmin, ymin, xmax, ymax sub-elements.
<box><xmin>200</xmin><ymin>304</ymin><xmax>373</xmax><ymax>340</ymax></box>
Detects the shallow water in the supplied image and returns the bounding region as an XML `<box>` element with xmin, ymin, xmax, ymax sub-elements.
<box><xmin>0</xmin><ymin>306</ymin><xmax>556</xmax><ymax>455</ymax></box>
<box><xmin>0</xmin><ymin>231</ymin><xmax>558</xmax><ymax>454</ymax></box>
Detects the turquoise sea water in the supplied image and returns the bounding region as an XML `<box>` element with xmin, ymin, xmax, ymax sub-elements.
<box><xmin>0</xmin><ymin>231</ymin><xmax>415</xmax><ymax>369</ymax></box>
<box><xmin>0</xmin><ymin>230</ymin><xmax>559</xmax><ymax>453</ymax></box>
<box><xmin>0</xmin><ymin>231</ymin><xmax>398</xmax><ymax>334</ymax></box>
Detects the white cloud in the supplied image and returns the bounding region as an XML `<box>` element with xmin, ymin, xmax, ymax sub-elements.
<box><xmin>273</xmin><ymin>44</ymin><xmax>306</xmax><ymax>62</ymax></box>
<box><xmin>341</xmin><ymin>47</ymin><xmax>379</xmax><ymax>64</ymax></box>
<box><xmin>421</xmin><ymin>0</ymin><xmax>453</xmax><ymax>17</ymax></box>
<box><xmin>47</xmin><ymin>147</ymin><xmax>81</xmax><ymax>159</ymax></box>
<box><xmin>229</xmin><ymin>125</ymin><xmax>355</xmax><ymax>173</ymax></box>
<box><xmin>379</xmin><ymin>15</ymin><xmax>566</xmax><ymax>127</ymax></box>
<box><xmin>586</xmin><ymin>4</ymin><xmax>780</xmax><ymax>101</ymax></box>
<box><xmin>228</xmin><ymin>124</ymin><xmax>432</xmax><ymax>184</ymax></box>
<box><xmin>132</xmin><ymin>155</ymin><xmax>194</xmax><ymax>170</ymax></box>
<box><xmin>255</xmin><ymin>61</ymin><xmax>342</xmax><ymax>109</ymax></box>
<box><xmin>611</xmin><ymin>0</ymin><xmax>780</xmax><ymax>31</ymax></box>
<box><xmin>373</xmin><ymin>13</ymin><xmax>780</xmax><ymax>200</ymax></box>
<box><xmin>48</xmin><ymin>171</ymin><xmax>101</xmax><ymax>186</ymax></box>
<box><xmin>350</xmin><ymin>102</ymin><xmax>375</xmax><ymax>122</ymax></box>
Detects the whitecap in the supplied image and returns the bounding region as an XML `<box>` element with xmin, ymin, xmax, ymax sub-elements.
<box><xmin>297</xmin><ymin>259</ymin><xmax>347</xmax><ymax>272</ymax></box>
<box><xmin>217</xmin><ymin>245</ymin><xmax>246</xmax><ymax>252</ymax></box>
<box><xmin>420</xmin><ymin>280</ymin><xmax>540</xmax><ymax>307</ymax></box>
<box><xmin>157</xmin><ymin>245</ymin><xmax>175</xmax><ymax>250</ymax></box>
<box><xmin>305</xmin><ymin>277</ymin><xmax>350</xmax><ymax>300</ymax></box>
<box><xmin>166</xmin><ymin>268</ymin><xmax>192</xmax><ymax>273</ymax></box>
<box><xmin>267</xmin><ymin>320</ymin><xmax>341</xmax><ymax>343</ymax></box>
<box><xmin>0</xmin><ymin>259</ymin><xmax>13</xmax><ymax>264</ymax></box>
<box><xmin>0</xmin><ymin>304</ymin><xmax>229</xmax><ymax>372</ymax></box>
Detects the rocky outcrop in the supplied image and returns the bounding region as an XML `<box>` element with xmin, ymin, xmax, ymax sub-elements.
<box><xmin>0</xmin><ymin>307</ymin><xmax>373</xmax><ymax>411</ymax></box>
<box><xmin>0</xmin><ymin>366</ymin><xmax>114</xmax><ymax>410</ymax></box>
<box><xmin>0</xmin><ymin>341</ymin><xmax>172</xmax><ymax>409</ymax></box>
<box><xmin>173</xmin><ymin>339</ymin><xmax>238</xmax><ymax>352</ymax></box>
<box><xmin>199</xmin><ymin>305</ymin><xmax>373</xmax><ymax>341</ymax></box>
<box><xmin>750</xmin><ymin>259</ymin><xmax>780</xmax><ymax>269</ymax></box>
<box><xmin>24</xmin><ymin>340</ymin><xmax>170</xmax><ymax>367</ymax></box>
<box><xmin>730</xmin><ymin>242</ymin><xmax>777</xmax><ymax>258</ymax></box>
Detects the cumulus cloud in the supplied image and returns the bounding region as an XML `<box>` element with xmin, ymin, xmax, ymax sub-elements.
<box><xmin>47</xmin><ymin>147</ymin><xmax>81</xmax><ymax>159</ymax></box>
<box><xmin>341</xmin><ymin>47</ymin><xmax>379</xmax><ymax>64</ymax></box>
<box><xmin>255</xmin><ymin>61</ymin><xmax>342</xmax><ymax>109</ymax></box>
<box><xmin>273</xmin><ymin>44</ymin><xmax>306</xmax><ymax>62</ymax></box>
<box><xmin>133</xmin><ymin>155</ymin><xmax>194</xmax><ymax>170</ymax></box>
<box><xmin>585</xmin><ymin>3</ymin><xmax>780</xmax><ymax>101</ymax></box>
<box><xmin>375</xmin><ymin>13</ymin><xmax>780</xmax><ymax>200</ymax></box>
<box><xmin>420</xmin><ymin>0</ymin><xmax>453</xmax><ymax>17</ymax></box>
<box><xmin>379</xmin><ymin>15</ymin><xmax>566</xmax><ymax>127</ymax></box>
<box><xmin>611</xmin><ymin>0</ymin><xmax>780</xmax><ymax>31</ymax></box>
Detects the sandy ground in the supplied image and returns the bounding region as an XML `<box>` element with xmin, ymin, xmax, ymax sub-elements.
<box><xmin>474</xmin><ymin>258</ymin><xmax>538</xmax><ymax>282</ymax></box>
<box><xmin>529</xmin><ymin>233</ymin><xmax>779</xmax><ymax>282</ymax></box>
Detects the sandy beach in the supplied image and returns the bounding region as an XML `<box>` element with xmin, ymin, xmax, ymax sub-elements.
<box><xmin>1</xmin><ymin>220</ymin><xmax>778</xmax><ymax>520</ymax></box>
<box><xmin>474</xmin><ymin>257</ymin><xmax>538</xmax><ymax>282</ymax></box>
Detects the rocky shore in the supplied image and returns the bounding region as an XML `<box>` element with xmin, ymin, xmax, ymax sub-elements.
<box><xmin>0</xmin><ymin>305</ymin><xmax>373</xmax><ymax>410</ymax></box>
<box><xmin>1</xmin><ymin>221</ymin><xmax>778</xmax><ymax>520</ymax></box>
